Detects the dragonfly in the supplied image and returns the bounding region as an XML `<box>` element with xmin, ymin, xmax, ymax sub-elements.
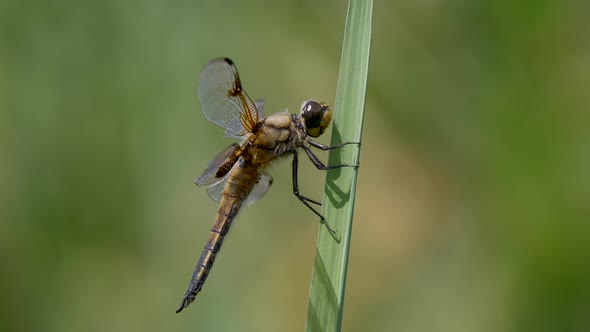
<box><xmin>176</xmin><ymin>58</ymin><xmax>358</xmax><ymax>313</ymax></box>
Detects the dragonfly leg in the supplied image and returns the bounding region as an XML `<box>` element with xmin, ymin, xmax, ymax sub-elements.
<box><xmin>302</xmin><ymin>145</ymin><xmax>358</xmax><ymax>170</ymax></box>
<box><xmin>307</xmin><ymin>139</ymin><xmax>360</xmax><ymax>151</ymax></box>
<box><xmin>292</xmin><ymin>150</ymin><xmax>336</xmax><ymax>234</ymax></box>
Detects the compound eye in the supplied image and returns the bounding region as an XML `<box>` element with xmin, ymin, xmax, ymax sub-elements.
<box><xmin>300</xmin><ymin>100</ymin><xmax>332</xmax><ymax>137</ymax></box>
<box><xmin>301</xmin><ymin>101</ymin><xmax>323</xmax><ymax>127</ymax></box>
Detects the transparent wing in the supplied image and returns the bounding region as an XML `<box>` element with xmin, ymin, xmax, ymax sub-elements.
<box><xmin>205</xmin><ymin>171</ymin><xmax>273</xmax><ymax>204</ymax></box>
<box><xmin>223</xmin><ymin>99</ymin><xmax>264</xmax><ymax>139</ymax></box>
<box><xmin>223</xmin><ymin>131</ymin><xmax>244</xmax><ymax>139</ymax></box>
<box><xmin>254</xmin><ymin>99</ymin><xmax>264</xmax><ymax>119</ymax></box>
<box><xmin>244</xmin><ymin>172</ymin><xmax>273</xmax><ymax>206</ymax></box>
<box><xmin>198</xmin><ymin>58</ymin><xmax>259</xmax><ymax>137</ymax></box>
<box><xmin>205</xmin><ymin>173</ymin><xmax>230</xmax><ymax>202</ymax></box>
<box><xmin>195</xmin><ymin>143</ymin><xmax>240</xmax><ymax>186</ymax></box>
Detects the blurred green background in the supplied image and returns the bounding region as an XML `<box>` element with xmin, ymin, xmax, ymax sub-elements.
<box><xmin>1</xmin><ymin>0</ymin><xmax>589</xmax><ymax>331</ymax></box>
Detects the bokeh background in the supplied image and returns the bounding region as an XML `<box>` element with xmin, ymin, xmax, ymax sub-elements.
<box><xmin>1</xmin><ymin>0</ymin><xmax>589</xmax><ymax>331</ymax></box>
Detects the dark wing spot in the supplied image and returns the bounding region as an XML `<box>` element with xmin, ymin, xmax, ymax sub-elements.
<box><xmin>215</xmin><ymin>154</ymin><xmax>239</xmax><ymax>178</ymax></box>
<box><xmin>224</xmin><ymin>58</ymin><xmax>242</xmax><ymax>97</ymax></box>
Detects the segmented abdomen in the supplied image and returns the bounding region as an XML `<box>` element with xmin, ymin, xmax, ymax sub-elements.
<box><xmin>176</xmin><ymin>163</ymin><xmax>259</xmax><ymax>313</ymax></box>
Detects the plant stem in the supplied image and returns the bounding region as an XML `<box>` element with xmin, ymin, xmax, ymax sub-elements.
<box><xmin>306</xmin><ymin>0</ymin><xmax>373</xmax><ymax>331</ymax></box>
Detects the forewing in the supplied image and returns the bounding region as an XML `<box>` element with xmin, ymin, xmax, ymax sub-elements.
<box><xmin>254</xmin><ymin>99</ymin><xmax>264</xmax><ymax>119</ymax></box>
<box><xmin>198</xmin><ymin>58</ymin><xmax>259</xmax><ymax>136</ymax></box>
<box><xmin>223</xmin><ymin>131</ymin><xmax>244</xmax><ymax>140</ymax></box>
<box><xmin>244</xmin><ymin>172</ymin><xmax>273</xmax><ymax>206</ymax></box>
<box><xmin>223</xmin><ymin>98</ymin><xmax>264</xmax><ymax>139</ymax></box>
<box><xmin>195</xmin><ymin>143</ymin><xmax>240</xmax><ymax>186</ymax></box>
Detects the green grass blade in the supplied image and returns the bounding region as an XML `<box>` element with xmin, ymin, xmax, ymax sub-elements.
<box><xmin>306</xmin><ymin>0</ymin><xmax>373</xmax><ymax>331</ymax></box>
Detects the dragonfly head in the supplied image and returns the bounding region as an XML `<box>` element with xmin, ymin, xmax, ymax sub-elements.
<box><xmin>300</xmin><ymin>100</ymin><xmax>332</xmax><ymax>137</ymax></box>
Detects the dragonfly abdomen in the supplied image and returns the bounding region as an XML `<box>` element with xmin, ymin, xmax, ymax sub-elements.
<box><xmin>176</xmin><ymin>164</ymin><xmax>258</xmax><ymax>313</ymax></box>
